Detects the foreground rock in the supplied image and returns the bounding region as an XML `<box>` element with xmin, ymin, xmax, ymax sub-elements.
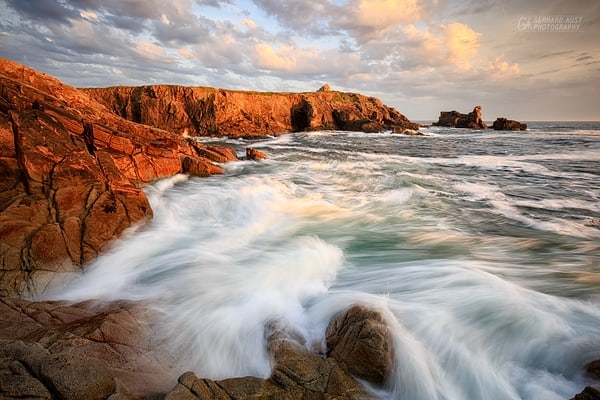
<box><xmin>492</xmin><ymin>117</ymin><xmax>527</xmax><ymax>131</ymax></box>
<box><xmin>570</xmin><ymin>386</ymin><xmax>600</xmax><ymax>400</ymax></box>
<box><xmin>0</xmin><ymin>297</ymin><xmax>173</xmax><ymax>399</ymax></box>
<box><xmin>165</xmin><ymin>305</ymin><xmax>393</xmax><ymax>399</ymax></box>
<box><xmin>0</xmin><ymin>58</ymin><xmax>238</xmax><ymax>297</ymax></box>
<box><xmin>432</xmin><ymin>105</ymin><xmax>487</xmax><ymax>129</ymax></box>
<box><xmin>327</xmin><ymin>305</ymin><xmax>394</xmax><ymax>386</ymax></box>
<box><xmin>84</xmin><ymin>85</ymin><xmax>419</xmax><ymax>137</ymax></box>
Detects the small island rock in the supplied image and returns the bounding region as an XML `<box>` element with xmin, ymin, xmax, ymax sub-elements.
<box><xmin>492</xmin><ymin>117</ymin><xmax>527</xmax><ymax>131</ymax></box>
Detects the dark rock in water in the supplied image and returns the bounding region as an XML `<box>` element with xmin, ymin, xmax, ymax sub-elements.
<box><xmin>570</xmin><ymin>386</ymin><xmax>600</xmax><ymax>400</ymax></box>
<box><xmin>492</xmin><ymin>117</ymin><xmax>527</xmax><ymax>131</ymax></box>
<box><xmin>433</xmin><ymin>105</ymin><xmax>487</xmax><ymax>129</ymax></box>
<box><xmin>326</xmin><ymin>304</ymin><xmax>394</xmax><ymax>386</ymax></box>
<box><xmin>392</xmin><ymin>126</ymin><xmax>423</xmax><ymax>135</ymax></box>
<box><xmin>587</xmin><ymin>360</ymin><xmax>600</xmax><ymax>380</ymax></box>
<box><xmin>246</xmin><ymin>147</ymin><xmax>267</xmax><ymax>160</ymax></box>
<box><xmin>164</xmin><ymin>306</ymin><xmax>393</xmax><ymax>399</ymax></box>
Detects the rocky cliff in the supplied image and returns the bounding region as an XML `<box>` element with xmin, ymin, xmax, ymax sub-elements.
<box><xmin>0</xmin><ymin>58</ymin><xmax>238</xmax><ymax>297</ymax></box>
<box><xmin>83</xmin><ymin>85</ymin><xmax>419</xmax><ymax>137</ymax></box>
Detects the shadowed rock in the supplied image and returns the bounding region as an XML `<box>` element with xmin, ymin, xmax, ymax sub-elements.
<box><xmin>433</xmin><ymin>105</ymin><xmax>487</xmax><ymax>129</ymax></box>
<box><xmin>492</xmin><ymin>117</ymin><xmax>527</xmax><ymax>131</ymax></box>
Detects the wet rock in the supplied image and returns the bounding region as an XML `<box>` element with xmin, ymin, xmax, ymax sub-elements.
<box><xmin>392</xmin><ymin>126</ymin><xmax>423</xmax><ymax>135</ymax></box>
<box><xmin>246</xmin><ymin>147</ymin><xmax>266</xmax><ymax>160</ymax></box>
<box><xmin>587</xmin><ymin>360</ymin><xmax>600</xmax><ymax>380</ymax></box>
<box><xmin>570</xmin><ymin>386</ymin><xmax>600</xmax><ymax>400</ymax></box>
<box><xmin>326</xmin><ymin>304</ymin><xmax>394</xmax><ymax>386</ymax></box>
<box><xmin>492</xmin><ymin>117</ymin><xmax>527</xmax><ymax>131</ymax></box>
<box><xmin>164</xmin><ymin>315</ymin><xmax>383</xmax><ymax>399</ymax></box>
<box><xmin>433</xmin><ymin>105</ymin><xmax>488</xmax><ymax>129</ymax></box>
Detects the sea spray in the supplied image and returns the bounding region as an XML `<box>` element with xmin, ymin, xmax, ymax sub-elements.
<box><xmin>44</xmin><ymin>123</ymin><xmax>600</xmax><ymax>399</ymax></box>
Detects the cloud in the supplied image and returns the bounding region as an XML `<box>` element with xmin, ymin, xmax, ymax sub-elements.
<box><xmin>241</xmin><ymin>18</ymin><xmax>257</xmax><ymax>30</ymax></box>
<box><xmin>443</xmin><ymin>22</ymin><xmax>480</xmax><ymax>70</ymax></box>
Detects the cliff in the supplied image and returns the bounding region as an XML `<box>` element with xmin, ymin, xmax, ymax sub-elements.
<box><xmin>83</xmin><ymin>85</ymin><xmax>419</xmax><ymax>137</ymax></box>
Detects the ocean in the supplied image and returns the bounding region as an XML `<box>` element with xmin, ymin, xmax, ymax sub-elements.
<box><xmin>47</xmin><ymin>122</ymin><xmax>600</xmax><ymax>399</ymax></box>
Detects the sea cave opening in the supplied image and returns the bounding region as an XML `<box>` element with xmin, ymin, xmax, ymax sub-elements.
<box><xmin>291</xmin><ymin>102</ymin><xmax>311</xmax><ymax>132</ymax></box>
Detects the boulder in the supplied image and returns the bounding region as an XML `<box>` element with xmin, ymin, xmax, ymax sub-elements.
<box><xmin>492</xmin><ymin>117</ymin><xmax>527</xmax><ymax>131</ymax></box>
<box><xmin>164</xmin><ymin>306</ymin><xmax>394</xmax><ymax>399</ymax></box>
<box><xmin>433</xmin><ymin>105</ymin><xmax>488</xmax><ymax>129</ymax></box>
<box><xmin>246</xmin><ymin>147</ymin><xmax>267</xmax><ymax>160</ymax></box>
<box><xmin>317</xmin><ymin>83</ymin><xmax>331</xmax><ymax>92</ymax></box>
<box><xmin>326</xmin><ymin>305</ymin><xmax>394</xmax><ymax>386</ymax></box>
<box><xmin>392</xmin><ymin>126</ymin><xmax>423</xmax><ymax>135</ymax></box>
<box><xmin>587</xmin><ymin>360</ymin><xmax>600</xmax><ymax>380</ymax></box>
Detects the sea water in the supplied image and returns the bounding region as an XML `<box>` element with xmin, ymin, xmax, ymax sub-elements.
<box><xmin>46</xmin><ymin>123</ymin><xmax>600</xmax><ymax>399</ymax></box>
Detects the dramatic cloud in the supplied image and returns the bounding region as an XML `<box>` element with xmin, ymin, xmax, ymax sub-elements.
<box><xmin>0</xmin><ymin>0</ymin><xmax>598</xmax><ymax>120</ymax></box>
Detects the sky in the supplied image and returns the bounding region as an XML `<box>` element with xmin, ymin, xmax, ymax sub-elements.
<box><xmin>0</xmin><ymin>0</ymin><xmax>598</xmax><ymax>121</ymax></box>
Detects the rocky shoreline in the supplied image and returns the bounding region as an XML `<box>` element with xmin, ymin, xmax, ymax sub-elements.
<box><xmin>0</xmin><ymin>58</ymin><xmax>597</xmax><ymax>399</ymax></box>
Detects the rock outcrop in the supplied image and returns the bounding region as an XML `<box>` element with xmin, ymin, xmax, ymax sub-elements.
<box><xmin>570</xmin><ymin>386</ymin><xmax>600</xmax><ymax>400</ymax></box>
<box><xmin>492</xmin><ymin>117</ymin><xmax>527</xmax><ymax>131</ymax></box>
<box><xmin>0</xmin><ymin>297</ymin><xmax>173</xmax><ymax>399</ymax></box>
<box><xmin>165</xmin><ymin>305</ymin><xmax>393</xmax><ymax>399</ymax></box>
<box><xmin>433</xmin><ymin>105</ymin><xmax>488</xmax><ymax>129</ymax></box>
<box><xmin>0</xmin><ymin>58</ymin><xmax>238</xmax><ymax>297</ymax></box>
<box><xmin>246</xmin><ymin>147</ymin><xmax>267</xmax><ymax>160</ymax></box>
<box><xmin>83</xmin><ymin>86</ymin><xmax>419</xmax><ymax>137</ymax></box>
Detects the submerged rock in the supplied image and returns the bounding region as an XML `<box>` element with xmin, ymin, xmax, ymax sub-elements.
<box><xmin>492</xmin><ymin>117</ymin><xmax>527</xmax><ymax>131</ymax></box>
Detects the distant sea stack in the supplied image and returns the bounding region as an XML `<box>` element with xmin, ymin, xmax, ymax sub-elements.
<box><xmin>432</xmin><ymin>105</ymin><xmax>487</xmax><ymax>129</ymax></box>
<box><xmin>83</xmin><ymin>84</ymin><xmax>419</xmax><ymax>138</ymax></box>
<box><xmin>433</xmin><ymin>106</ymin><xmax>526</xmax><ymax>131</ymax></box>
<box><xmin>492</xmin><ymin>117</ymin><xmax>527</xmax><ymax>131</ymax></box>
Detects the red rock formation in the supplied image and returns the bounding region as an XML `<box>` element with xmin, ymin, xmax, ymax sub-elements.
<box><xmin>83</xmin><ymin>86</ymin><xmax>420</xmax><ymax>137</ymax></box>
<box><xmin>0</xmin><ymin>58</ymin><xmax>237</xmax><ymax>296</ymax></box>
